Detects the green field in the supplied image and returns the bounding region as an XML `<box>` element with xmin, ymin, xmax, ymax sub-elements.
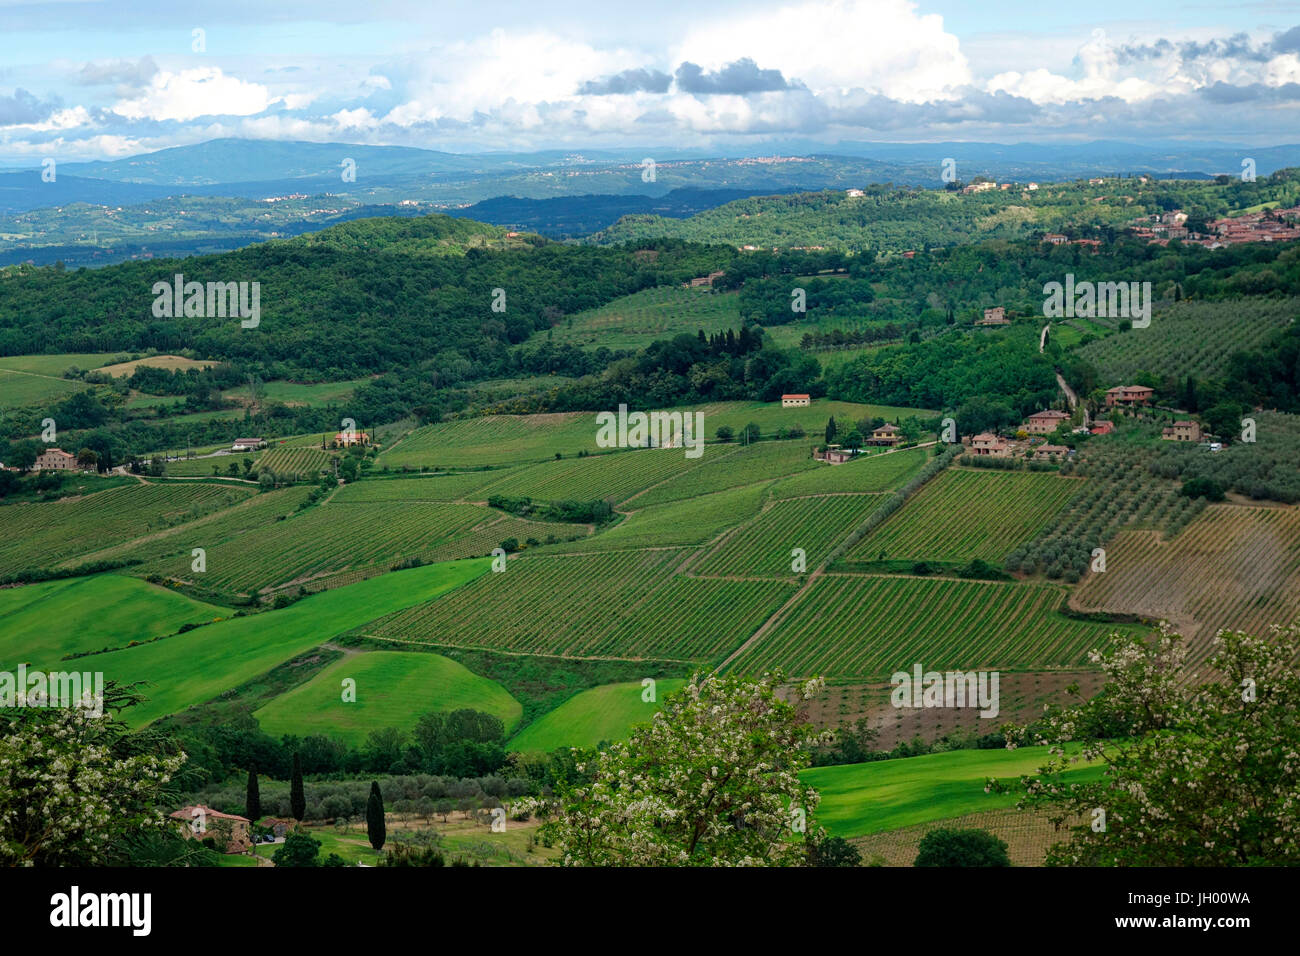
<box><xmin>254</xmin><ymin>650</ymin><xmax>522</xmax><ymax>746</ymax></box>
<box><xmin>0</xmin><ymin>368</ymin><xmax>89</xmax><ymax>408</ymax></box>
<box><xmin>228</xmin><ymin>377</ymin><xmax>369</xmax><ymax>406</ymax></box>
<box><xmin>365</xmin><ymin>549</ymin><xmax>796</xmax><ymax>663</ymax></box>
<box><xmin>509</xmin><ymin>679</ymin><xmax>687</xmax><ymax>752</ymax></box>
<box><xmin>550</xmin><ymin>285</ymin><xmax>741</xmax><ymax>351</ymax></box>
<box><xmin>476</xmin><ymin>446</ymin><xmax>721</xmax><ymax>505</ymax></box>
<box><xmin>0</xmin><ymin>481</ymin><xmax>256</xmax><ymax>574</ymax></box>
<box><xmin>332</xmin><ymin>471</ymin><xmax>508</xmax><ymax>502</ymax></box>
<box><xmin>697</xmin><ymin>493</ymin><xmax>884</xmax><ymax>576</ymax></box>
<box><xmin>84</xmin><ymin>558</ymin><xmax>490</xmax><ymax>727</ymax></box>
<box><xmin>0</xmin><ymin>575</ymin><xmax>225</xmax><ymax>667</ymax></box>
<box><xmin>804</xmin><ymin>745</ymin><xmax>1104</xmax><ymax>838</ymax></box>
<box><xmin>726</xmin><ymin>574</ymin><xmax>1126</xmax><ymax>678</ymax></box>
<box><xmin>847</xmin><ymin>468</ymin><xmax>1079</xmax><ymax>566</ymax></box>
<box><xmin>0</xmin><ymin>353</ymin><xmax>126</xmax><ymax>375</ymax></box>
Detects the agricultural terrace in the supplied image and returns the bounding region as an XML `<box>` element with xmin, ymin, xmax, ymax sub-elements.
<box><xmin>508</xmin><ymin>679</ymin><xmax>687</xmax><ymax>753</ymax></box>
<box><xmin>696</xmin><ymin>493</ymin><xmax>884</xmax><ymax>576</ymax></box>
<box><xmin>139</xmin><ymin>499</ymin><xmax>586</xmax><ymax>596</ymax></box>
<box><xmin>549</xmin><ymin>285</ymin><xmax>741</xmax><ymax>351</ymax></box>
<box><xmin>0</xmin><ymin>481</ymin><xmax>255</xmax><ymax>574</ymax></box>
<box><xmin>87</xmin><ymin>558</ymin><xmax>491</xmax><ymax>728</ymax></box>
<box><xmin>0</xmin><ymin>575</ymin><xmax>225</xmax><ymax>667</ymax></box>
<box><xmin>1071</xmin><ymin>298</ymin><xmax>1297</xmax><ymax>382</ymax></box>
<box><xmin>1070</xmin><ymin>503</ymin><xmax>1300</xmax><ymax>662</ymax></box>
<box><xmin>727</xmin><ymin>574</ymin><xmax>1125</xmax><ymax>678</ymax></box>
<box><xmin>847</xmin><ymin>468</ymin><xmax>1079</xmax><ymax>567</ymax></box>
<box><xmin>253</xmin><ymin>650</ymin><xmax>522</xmax><ymax>746</ymax></box>
<box><xmin>364</xmin><ymin>549</ymin><xmax>796</xmax><ymax>664</ymax></box>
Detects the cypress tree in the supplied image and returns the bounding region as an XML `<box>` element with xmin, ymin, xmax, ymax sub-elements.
<box><xmin>825</xmin><ymin>416</ymin><xmax>837</xmax><ymax>443</ymax></box>
<box><xmin>245</xmin><ymin>767</ymin><xmax>261</xmax><ymax>822</ymax></box>
<box><xmin>366</xmin><ymin>781</ymin><xmax>387</xmax><ymax>851</ymax></box>
<box><xmin>290</xmin><ymin>752</ymin><xmax>305</xmax><ymax>823</ymax></box>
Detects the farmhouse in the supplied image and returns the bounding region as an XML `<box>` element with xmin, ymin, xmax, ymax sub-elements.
<box><xmin>231</xmin><ymin>437</ymin><xmax>264</xmax><ymax>452</ymax></box>
<box><xmin>1024</xmin><ymin>409</ymin><xmax>1070</xmax><ymax>434</ymax></box>
<box><xmin>170</xmin><ymin>806</ymin><xmax>252</xmax><ymax>854</ymax></box>
<box><xmin>781</xmin><ymin>393</ymin><xmax>811</xmax><ymax>408</ymax></box>
<box><xmin>869</xmin><ymin>423</ymin><xmax>902</xmax><ymax>446</ymax></box>
<box><xmin>333</xmin><ymin>430</ymin><xmax>371</xmax><ymax>447</ymax></box>
<box><xmin>1032</xmin><ymin>444</ymin><xmax>1070</xmax><ymax>460</ymax></box>
<box><xmin>1043</xmin><ymin>233</ymin><xmax>1068</xmax><ymax>245</ymax></box>
<box><xmin>970</xmin><ymin>432</ymin><xmax>1012</xmax><ymax>457</ymax></box>
<box><xmin>976</xmin><ymin>307</ymin><xmax>1010</xmax><ymax>326</ymax></box>
<box><xmin>1162</xmin><ymin>420</ymin><xmax>1202</xmax><ymax>442</ymax></box>
<box><xmin>1104</xmin><ymin>385</ymin><xmax>1154</xmax><ymax>408</ymax></box>
<box><xmin>1090</xmin><ymin>420</ymin><xmax>1115</xmax><ymax>435</ymax></box>
<box><xmin>34</xmin><ymin>448</ymin><xmax>78</xmax><ymax>471</ymax></box>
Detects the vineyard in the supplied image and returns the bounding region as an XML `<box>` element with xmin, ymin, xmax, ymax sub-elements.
<box><xmin>548</xmin><ymin>483</ymin><xmax>768</xmax><ymax>553</ymax></box>
<box><xmin>628</xmin><ymin>439</ymin><xmax>815</xmax><ymax>506</ymax></box>
<box><xmin>697</xmin><ymin>493</ymin><xmax>884</xmax><ymax>576</ymax></box>
<box><xmin>846</xmin><ymin>468</ymin><xmax>1078</xmax><ymax>566</ymax></box>
<box><xmin>257</xmin><ymin>445</ymin><xmax>336</xmax><ymax>478</ymax></box>
<box><xmin>771</xmin><ymin>446</ymin><xmax>929</xmax><ymax>498</ymax></box>
<box><xmin>727</xmin><ymin>574</ymin><xmax>1125</xmax><ymax>678</ymax></box>
<box><xmin>364</xmin><ymin>548</ymin><xmax>796</xmax><ymax>663</ymax></box>
<box><xmin>332</xmin><ymin>471</ymin><xmax>507</xmax><ymax>502</ymax></box>
<box><xmin>1069</xmin><ymin>503</ymin><xmax>1300</xmax><ymax>662</ymax></box>
<box><xmin>0</xmin><ymin>368</ymin><xmax>85</xmax><ymax>410</ymax></box>
<box><xmin>0</xmin><ymin>481</ymin><xmax>255</xmax><ymax>574</ymax></box>
<box><xmin>378</xmin><ymin>412</ymin><xmax>602</xmax><ymax>469</ymax></box>
<box><xmin>1070</xmin><ymin>297</ymin><xmax>1297</xmax><ymax>382</ymax></box>
<box><xmin>474</xmin><ymin>446</ymin><xmax>719</xmax><ymax>505</ymax></box>
<box><xmin>139</xmin><ymin>500</ymin><xmax>587</xmax><ymax>595</ymax></box>
<box><xmin>551</xmin><ymin>285</ymin><xmax>742</xmax><ymax>351</ymax></box>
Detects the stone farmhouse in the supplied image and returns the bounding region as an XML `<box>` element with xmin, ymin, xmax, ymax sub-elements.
<box><xmin>1105</xmin><ymin>385</ymin><xmax>1154</xmax><ymax>408</ymax></box>
<box><xmin>34</xmin><ymin>448</ymin><xmax>78</xmax><ymax>471</ymax></box>
<box><xmin>1024</xmin><ymin>409</ymin><xmax>1070</xmax><ymax>434</ymax></box>
<box><xmin>1162</xmin><ymin>420</ymin><xmax>1202</xmax><ymax>442</ymax></box>
<box><xmin>976</xmin><ymin>306</ymin><xmax>1010</xmax><ymax>326</ymax></box>
<box><xmin>170</xmin><ymin>805</ymin><xmax>252</xmax><ymax>854</ymax></box>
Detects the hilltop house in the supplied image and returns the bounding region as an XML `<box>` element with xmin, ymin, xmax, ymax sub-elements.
<box><xmin>1105</xmin><ymin>385</ymin><xmax>1154</xmax><ymax>408</ymax></box>
<box><xmin>333</xmin><ymin>430</ymin><xmax>370</xmax><ymax>447</ymax></box>
<box><xmin>781</xmin><ymin>393</ymin><xmax>811</xmax><ymax>408</ymax></box>
<box><xmin>970</xmin><ymin>432</ymin><xmax>1012</xmax><ymax>457</ymax></box>
<box><xmin>170</xmin><ymin>806</ymin><xmax>252</xmax><ymax>854</ymax></box>
<box><xmin>1024</xmin><ymin>409</ymin><xmax>1070</xmax><ymax>435</ymax></box>
<box><xmin>869</xmin><ymin>424</ymin><xmax>901</xmax><ymax>446</ymax></box>
<box><xmin>1162</xmin><ymin>420</ymin><xmax>1202</xmax><ymax>442</ymax></box>
<box><xmin>231</xmin><ymin>437</ymin><xmax>265</xmax><ymax>452</ymax></box>
<box><xmin>34</xmin><ymin>448</ymin><xmax>78</xmax><ymax>471</ymax></box>
<box><xmin>976</xmin><ymin>307</ymin><xmax>1010</xmax><ymax>326</ymax></box>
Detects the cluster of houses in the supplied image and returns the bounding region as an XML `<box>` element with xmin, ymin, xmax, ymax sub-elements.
<box><xmin>1127</xmin><ymin>206</ymin><xmax>1300</xmax><ymax>248</ymax></box>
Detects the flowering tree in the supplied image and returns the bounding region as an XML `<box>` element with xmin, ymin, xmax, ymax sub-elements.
<box><xmin>992</xmin><ymin>623</ymin><xmax>1300</xmax><ymax>866</ymax></box>
<box><xmin>0</xmin><ymin>682</ymin><xmax>187</xmax><ymax>866</ymax></box>
<box><xmin>540</xmin><ymin>672</ymin><xmax>831</xmax><ymax>866</ymax></box>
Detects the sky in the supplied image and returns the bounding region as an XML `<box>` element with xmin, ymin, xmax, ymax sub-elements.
<box><xmin>2</xmin><ymin>0</ymin><xmax>1300</xmax><ymax>163</ymax></box>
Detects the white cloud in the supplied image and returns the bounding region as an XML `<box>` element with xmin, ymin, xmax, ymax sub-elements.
<box><xmin>673</xmin><ymin>0</ymin><xmax>970</xmax><ymax>102</ymax></box>
<box><xmin>112</xmin><ymin>67</ymin><xmax>277</xmax><ymax>121</ymax></box>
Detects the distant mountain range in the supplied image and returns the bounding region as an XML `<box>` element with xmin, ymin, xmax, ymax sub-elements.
<box><xmin>1</xmin><ymin>137</ymin><xmax>1298</xmax><ymax>266</ymax></box>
